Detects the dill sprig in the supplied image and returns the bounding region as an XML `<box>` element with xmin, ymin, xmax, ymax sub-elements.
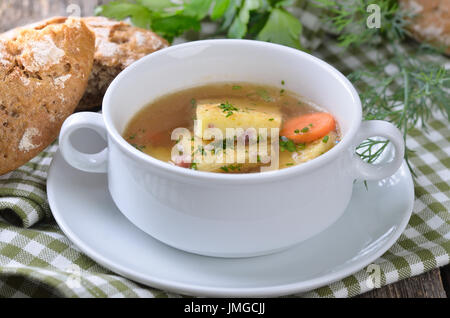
<box><xmin>356</xmin><ymin>139</ymin><xmax>389</xmax><ymax>164</ymax></box>
<box><xmin>315</xmin><ymin>0</ymin><xmax>450</xmax><ymax>174</ymax></box>
<box><xmin>313</xmin><ymin>0</ymin><xmax>412</xmax><ymax>47</ymax></box>
<box><xmin>351</xmin><ymin>50</ymin><xmax>450</xmax><ymax>173</ymax></box>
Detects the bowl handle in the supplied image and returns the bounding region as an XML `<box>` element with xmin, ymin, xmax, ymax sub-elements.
<box><xmin>59</xmin><ymin>112</ymin><xmax>108</xmax><ymax>173</ymax></box>
<box><xmin>350</xmin><ymin>120</ymin><xmax>405</xmax><ymax>180</ymax></box>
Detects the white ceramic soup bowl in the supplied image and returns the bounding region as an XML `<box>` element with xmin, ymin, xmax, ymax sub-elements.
<box><xmin>59</xmin><ymin>39</ymin><xmax>405</xmax><ymax>258</ymax></box>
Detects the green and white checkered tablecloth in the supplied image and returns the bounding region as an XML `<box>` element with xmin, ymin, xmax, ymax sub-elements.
<box><xmin>0</xmin><ymin>5</ymin><xmax>449</xmax><ymax>298</ymax></box>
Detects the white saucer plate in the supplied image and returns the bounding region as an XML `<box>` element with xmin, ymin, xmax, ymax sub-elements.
<box><xmin>47</xmin><ymin>132</ymin><xmax>414</xmax><ymax>297</ymax></box>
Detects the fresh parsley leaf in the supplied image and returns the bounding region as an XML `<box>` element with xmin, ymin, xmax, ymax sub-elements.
<box><xmin>228</xmin><ymin>0</ymin><xmax>261</xmax><ymax>39</ymax></box>
<box><xmin>280</xmin><ymin>137</ymin><xmax>297</xmax><ymax>152</ymax></box>
<box><xmin>239</xmin><ymin>0</ymin><xmax>260</xmax><ymax>24</ymax></box>
<box><xmin>257</xmin><ymin>8</ymin><xmax>303</xmax><ymax>50</ymax></box>
<box><xmin>228</xmin><ymin>16</ymin><xmax>247</xmax><ymax>39</ymax></box>
<box><xmin>96</xmin><ymin>0</ymin><xmax>305</xmax><ymax>49</ymax></box>
<box><xmin>220</xmin><ymin>0</ymin><xmax>239</xmax><ymax>30</ymax></box>
<box><xmin>96</xmin><ymin>1</ymin><xmax>152</xmax><ymax>29</ymax></box>
<box><xmin>184</xmin><ymin>0</ymin><xmax>214</xmax><ymax>20</ymax></box>
<box><xmin>255</xmin><ymin>88</ymin><xmax>272</xmax><ymax>102</ymax></box>
<box><xmin>151</xmin><ymin>15</ymin><xmax>201</xmax><ymax>42</ymax></box>
<box><xmin>211</xmin><ymin>0</ymin><xmax>231</xmax><ymax>20</ymax></box>
<box><xmin>220</xmin><ymin>166</ymin><xmax>229</xmax><ymax>172</ymax></box>
<box><xmin>137</xmin><ymin>0</ymin><xmax>179</xmax><ymax>12</ymax></box>
<box><xmin>219</xmin><ymin>102</ymin><xmax>239</xmax><ymax>117</ymax></box>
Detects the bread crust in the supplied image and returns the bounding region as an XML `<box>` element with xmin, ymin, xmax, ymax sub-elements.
<box><xmin>399</xmin><ymin>0</ymin><xmax>450</xmax><ymax>54</ymax></box>
<box><xmin>77</xmin><ymin>17</ymin><xmax>169</xmax><ymax>110</ymax></box>
<box><xmin>0</xmin><ymin>18</ymin><xmax>95</xmax><ymax>175</ymax></box>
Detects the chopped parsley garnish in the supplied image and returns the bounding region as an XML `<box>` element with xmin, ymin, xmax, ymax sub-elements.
<box><xmin>322</xmin><ymin>135</ymin><xmax>329</xmax><ymax>143</ymax></box>
<box><xmin>280</xmin><ymin>89</ymin><xmax>285</xmax><ymax>94</ymax></box>
<box><xmin>219</xmin><ymin>102</ymin><xmax>239</xmax><ymax>118</ymax></box>
<box><xmin>297</xmin><ymin>143</ymin><xmax>306</xmax><ymax>150</ymax></box>
<box><xmin>281</xmin><ymin>80</ymin><xmax>285</xmax><ymax>85</ymax></box>
<box><xmin>257</xmin><ymin>155</ymin><xmax>261</xmax><ymax>163</ymax></box>
<box><xmin>230</xmin><ymin>165</ymin><xmax>241</xmax><ymax>171</ymax></box>
<box><xmin>220</xmin><ymin>164</ymin><xmax>241</xmax><ymax>172</ymax></box>
<box><xmin>280</xmin><ymin>137</ymin><xmax>297</xmax><ymax>152</ymax></box>
<box><xmin>191</xmin><ymin>98</ymin><xmax>197</xmax><ymax>108</ymax></box>
<box><xmin>294</xmin><ymin>129</ymin><xmax>300</xmax><ymax>134</ymax></box>
<box><xmin>128</xmin><ymin>134</ymin><xmax>136</xmax><ymax>140</ymax></box>
<box><xmin>232</xmin><ymin>85</ymin><xmax>242</xmax><ymax>90</ymax></box>
<box><xmin>255</xmin><ymin>88</ymin><xmax>272</xmax><ymax>102</ymax></box>
<box><xmin>131</xmin><ymin>144</ymin><xmax>145</xmax><ymax>152</ymax></box>
<box><xmin>268</xmin><ymin>118</ymin><xmax>274</xmax><ymax>121</ymax></box>
<box><xmin>286</xmin><ymin>163</ymin><xmax>294</xmax><ymax>166</ymax></box>
<box><xmin>190</xmin><ymin>163</ymin><xmax>198</xmax><ymax>170</ymax></box>
<box><xmin>301</xmin><ymin>127</ymin><xmax>309</xmax><ymax>133</ymax></box>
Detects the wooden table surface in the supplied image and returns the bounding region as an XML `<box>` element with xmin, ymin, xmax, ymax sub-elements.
<box><xmin>1</xmin><ymin>0</ymin><xmax>449</xmax><ymax>298</ymax></box>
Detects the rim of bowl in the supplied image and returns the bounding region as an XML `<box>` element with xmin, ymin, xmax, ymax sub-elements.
<box><xmin>103</xmin><ymin>39</ymin><xmax>362</xmax><ymax>184</ymax></box>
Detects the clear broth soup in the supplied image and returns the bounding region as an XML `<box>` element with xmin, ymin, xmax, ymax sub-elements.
<box><xmin>123</xmin><ymin>82</ymin><xmax>340</xmax><ymax>173</ymax></box>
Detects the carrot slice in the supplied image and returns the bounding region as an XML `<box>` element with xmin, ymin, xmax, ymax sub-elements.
<box><xmin>280</xmin><ymin>112</ymin><xmax>336</xmax><ymax>143</ymax></box>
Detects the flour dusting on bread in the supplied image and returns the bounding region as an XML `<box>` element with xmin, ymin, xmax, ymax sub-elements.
<box><xmin>19</xmin><ymin>128</ymin><xmax>41</xmax><ymax>152</ymax></box>
<box><xmin>21</xmin><ymin>35</ymin><xmax>65</xmax><ymax>72</ymax></box>
<box><xmin>54</xmin><ymin>74</ymin><xmax>72</xmax><ymax>88</ymax></box>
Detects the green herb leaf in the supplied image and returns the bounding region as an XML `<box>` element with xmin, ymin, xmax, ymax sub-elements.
<box><xmin>96</xmin><ymin>2</ymin><xmax>152</xmax><ymax>29</ymax></box>
<box><xmin>151</xmin><ymin>15</ymin><xmax>201</xmax><ymax>42</ymax></box>
<box><xmin>219</xmin><ymin>102</ymin><xmax>239</xmax><ymax>117</ymax></box>
<box><xmin>314</xmin><ymin>0</ymin><xmax>410</xmax><ymax>48</ymax></box>
<box><xmin>257</xmin><ymin>8</ymin><xmax>303</xmax><ymax>50</ymax></box>
<box><xmin>280</xmin><ymin>137</ymin><xmax>297</xmax><ymax>152</ymax></box>
<box><xmin>184</xmin><ymin>0</ymin><xmax>214</xmax><ymax>20</ymax></box>
<box><xmin>131</xmin><ymin>144</ymin><xmax>146</xmax><ymax>152</ymax></box>
<box><xmin>211</xmin><ymin>0</ymin><xmax>231</xmax><ymax>20</ymax></box>
<box><xmin>137</xmin><ymin>0</ymin><xmax>179</xmax><ymax>12</ymax></box>
<box><xmin>96</xmin><ymin>0</ymin><xmax>305</xmax><ymax>50</ymax></box>
<box><xmin>349</xmin><ymin>51</ymin><xmax>450</xmax><ymax>173</ymax></box>
<box><xmin>228</xmin><ymin>0</ymin><xmax>261</xmax><ymax>39</ymax></box>
<box><xmin>322</xmin><ymin>135</ymin><xmax>329</xmax><ymax>143</ymax></box>
<box><xmin>255</xmin><ymin>88</ymin><xmax>272</xmax><ymax>102</ymax></box>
